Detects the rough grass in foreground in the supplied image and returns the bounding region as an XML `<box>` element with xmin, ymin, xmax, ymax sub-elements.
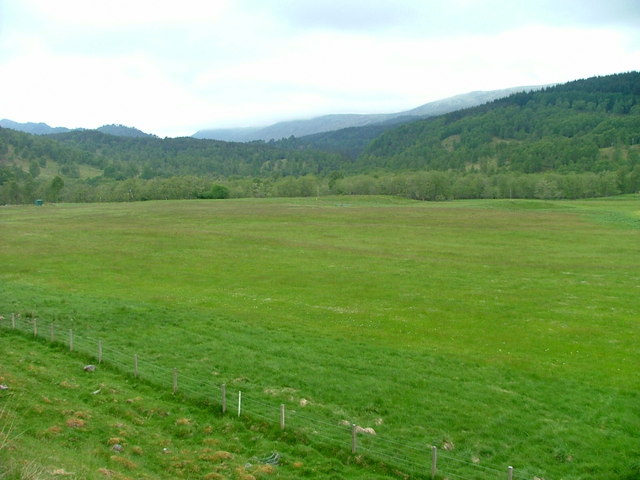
<box><xmin>0</xmin><ymin>333</ymin><xmax>397</xmax><ymax>480</ymax></box>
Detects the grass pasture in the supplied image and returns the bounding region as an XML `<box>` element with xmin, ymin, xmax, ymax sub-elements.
<box><xmin>1</xmin><ymin>195</ymin><xmax>639</xmax><ymax>479</ymax></box>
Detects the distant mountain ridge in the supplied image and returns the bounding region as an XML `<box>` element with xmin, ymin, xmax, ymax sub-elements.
<box><xmin>0</xmin><ymin>120</ymin><xmax>154</xmax><ymax>138</ymax></box>
<box><xmin>193</xmin><ymin>86</ymin><xmax>544</xmax><ymax>142</ymax></box>
<box><xmin>0</xmin><ymin>119</ymin><xmax>71</xmax><ymax>135</ymax></box>
<box><xmin>96</xmin><ymin>124</ymin><xmax>156</xmax><ymax>138</ymax></box>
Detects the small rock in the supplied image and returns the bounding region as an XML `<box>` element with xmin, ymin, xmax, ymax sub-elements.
<box><xmin>84</xmin><ymin>365</ymin><xmax>96</xmax><ymax>372</ymax></box>
<box><xmin>0</xmin><ymin>384</ymin><xmax>9</xmax><ymax>390</ymax></box>
<box><xmin>112</xmin><ymin>444</ymin><xmax>123</xmax><ymax>452</ymax></box>
<box><xmin>354</xmin><ymin>426</ymin><xmax>376</xmax><ymax>435</ymax></box>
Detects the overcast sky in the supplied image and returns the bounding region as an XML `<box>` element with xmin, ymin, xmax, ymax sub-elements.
<box><xmin>1</xmin><ymin>0</ymin><xmax>638</xmax><ymax>137</ymax></box>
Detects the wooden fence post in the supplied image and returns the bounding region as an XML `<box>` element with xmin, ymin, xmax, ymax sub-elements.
<box><xmin>172</xmin><ymin>368</ymin><xmax>178</xmax><ymax>394</ymax></box>
<box><xmin>351</xmin><ymin>424</ymin><xmax>357</xmax><ymax>454</ymax></box>
<box><xmin>431</xmin><ymin>445</ymin><xmax>438</xmax><ymax>480</ymax></box>
<box><xmin>50</xmin><ymin>323</ymin><xmax>55</xmax><ymax>342</ymax></box>
<box><xmin>134</xmin><ymin>354</ymin><xmax>139</xmax><ymax>378</ymax></box>
<box><xmin>98</xmin><ymin>340</ymin><xmax>103</xmax><ymax>364</ymax></box>
<box><xmin>69</xmin><ymin>329</ymin><xmax>74</xmax><ymax>351</ymax></box>
<box><xmin>221</xmin><ymin>384</ymin><xmax>227</xmax><ymax>414</ymax></box>
<box><xmin>33</xmin><ymin>318</ymin><xmax>38</xmax><ymax>337</ymax></box>
<box><xmin>507</xmin><ymin>466</ymin><xmax>513</xmax><ymax>480</ymax></box>
<box><xmin>237</xmin><ymin>391</ymin><xmax>242</xmax><ymax>417</ymax></box>
<box><xmin>11</xmin><ymin>313</ymin><xmax>15</xmax><ymax>329</ymax></box>
<box><xmin>280</xmin><ymin>404</ymin><xmax>286</xmax><ymax>430</ymax></box>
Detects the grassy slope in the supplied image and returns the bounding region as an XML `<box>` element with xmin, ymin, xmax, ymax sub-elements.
<box><xmin>1</xmin><ymin>196</ymin><xmax>639</xmax><ymax>479</ymax></box>
<box><xmin>0</xmin><ymin>332</ymin><xmax>395</xmax><ymax>480</ymax></box>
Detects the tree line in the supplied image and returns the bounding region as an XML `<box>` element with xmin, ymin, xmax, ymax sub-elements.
<box><xmin>1</xmin><ymin>72</ymin><xmax>638</xmax><ymax>204</ymax></box>
<box><xmin>2</xmin><ymin>169</ymin><xmax>636</xmax><ymax>205</ymax></box>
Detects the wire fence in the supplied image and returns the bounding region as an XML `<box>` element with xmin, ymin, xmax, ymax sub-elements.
<box><xmin>0</xmin><ymin>312</ymin><xmax>537</xmax><ymax>480</ymax></box>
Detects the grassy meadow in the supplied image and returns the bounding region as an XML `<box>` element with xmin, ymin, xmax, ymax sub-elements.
<box><xmin>1</xmin><ymin>195</ymin><xmax>639</xmax><ymax>479</ymax></box>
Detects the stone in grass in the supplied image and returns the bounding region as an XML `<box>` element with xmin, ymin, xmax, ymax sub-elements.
<box><xmin>84</xmin><ymin>365</ymin><xmax>96</xmax><ymax>372</ymax></box>
<box><xmin>0</xmin><ymin>384</ymin><xmax>8</xmax><ymax>390</ymax></box>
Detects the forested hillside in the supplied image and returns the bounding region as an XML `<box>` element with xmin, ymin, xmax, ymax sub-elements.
<box><xmin>48</xmin><ymin>130</ymin><xmax>345</xmax><ymax>178</ymax></box>
<box><xmin>1</xmin><ymin>72</ymin><xmax>638</xmax><ymax>203</ymax></box>
<box><xmin>360</xmin><ymin>72</ymin><xmax>640</xmax><ymax>173</ymax></box>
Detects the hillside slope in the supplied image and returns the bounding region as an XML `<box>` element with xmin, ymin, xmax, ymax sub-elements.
<box><xmin>0</xmin><ymin>330</ymin><xmax>394</xmax><ymax>480</ymax></box>
<box><xmin>193</xmin><ymin>86</ymin><xmax>541</xmax><ymax>142</ymax></box>
<box><xmin>359</xmin><ymin>72</ymin><xmax>640</xmax><ymax>173</ymax></box>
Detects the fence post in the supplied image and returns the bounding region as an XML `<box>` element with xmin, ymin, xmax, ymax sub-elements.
<box><xmin>69</xmin><ymin>329</ymin><xmax>74</xmax><ymax>351</ymax></box>
<box><xmin>507</xmin><ymin>466</ymin><xmax>513</xmax><ymax>480</ymax></box>
<box><xmin>431</xmin><ymin>445</ymin><xmax>438</xmax><ymax>479</ymax></box>
<box><xmin>134</xmin><ymin>354</ymin><xmax>139</xmax><ymax>378</ymax></box>
<box><xmin>280</xmin><ymin>404</ymin><xmax>286</xmax><ymax>430</ymax></box>
<box><xmin>11</xmin><ymin>313</ymin><xmax>15</xmax><ymax>329</ymax></box>
<box><xmin>50</xmin><ymin>323</ymin><xmax>55</xmax><ymax>342</ymax></box>
<box><xmin>351</xmin><ymin>424</ymin><xmax>357</xmax><ymax>454</ymax></box>
<box><xmin>33</xmin><ymin>318</ymin><xmax>38</xmax><ymax>337</ymax></box>
<box><xmin>172</xmin><ymin>368</ymin><xmax>178</xmax><ymax>394</ymax></box>
<box><xmin>238</xmin><ymin>391</ymin><xmax>242</xmax><ymax>417</ymax></box>
<box><xmin>221</xmin><ymin>384</ymin><xmax>227</xmax><ymax>414</ymax></box>
<box><xmin>98</xmin><ymin>340</ymin><xmax>103</xmax><ymax>364</ymax></box>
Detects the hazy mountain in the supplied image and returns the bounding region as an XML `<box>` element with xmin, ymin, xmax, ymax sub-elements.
<box><xmin>96</xmin><ymin>124</ymin><xmax>156</xmax><ymax>138</ymax></box>
<box><xmin>0</xmin><ymin>120</ymin><xmax>154</xmax><ymax>138</ymax></box>
<box><xmin>0</xmin><ymin>119</ymin><xmax>71</xmax><ymax>135</ymax></box>
<box><xmin>193</xmin><ymin>86</ymin><xmax>544</xmax><ymax>142</ymax></box>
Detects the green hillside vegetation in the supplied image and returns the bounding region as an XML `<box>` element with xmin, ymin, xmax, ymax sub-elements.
<box><xmin>360</xmin><ymin>72</ymin><xmax>640</xmax><ymax>173</ymax></box>
<box><xmin>0</xmin><ymin>72</ymin><xmax>638</xmax><ymax>204</ymax></box>
<box><xmin>270</xmin><ymin>121</ymin><xmax>401</xmax><ymax>158</ymax></box>
<box><xmin>1</xmin><ymin>197</ymin><xmax>639</xmax><ymax>479</ymax></box>
<box><xmin>47</xmin><ymin>130</ymin><xmax>344</xmax><ymax>179</ymax></box>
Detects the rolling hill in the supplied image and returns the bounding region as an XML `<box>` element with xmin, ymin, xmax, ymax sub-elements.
<box><xmin>1</xmin><ymin>72</ymin><xmax>638</xmax><ymax>204</ymax></box>
<box><xmin>193</xmin><ymin>86</ymin><xmax>542</xmax><ymax>142</ymax></box>
<box><xmin>358</xmin><ymin>71</ymin><xmax>640</xmax><ymax>173</ymax></box>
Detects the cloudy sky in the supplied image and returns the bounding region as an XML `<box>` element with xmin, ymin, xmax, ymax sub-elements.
<box><xmin>1</xmin><ymin>0</ymin><xmax>638</xmax><ymax>137</ymax></box>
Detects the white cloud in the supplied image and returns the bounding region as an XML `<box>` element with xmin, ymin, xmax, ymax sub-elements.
<box><xmin>0</xmin><ymin>0</ymin><xmax>638</xmax><ymax>136</ymax></box>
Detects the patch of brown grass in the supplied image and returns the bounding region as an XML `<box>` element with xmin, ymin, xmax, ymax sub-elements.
<box><xmin>131</xmin><ymin>446</ymin><xmax>143</xmax><ymax>456</ymax></box>
<box><xmin>45</xmin><ymin>425</ymin><xmax>63</xmax><ymax>435</ymax></box>
<box><xmin>254</xmin><ymin>464</ymin><xmax>276</xmax><ymax>475</ymax></box>
<box><xmin>65</xmin><ymin>417</ymin><xmax>86</xmax><ymax>428</ymax></box>
<box><xmin>203</xmin><ymin>473</ymin><xmax>226</xmax><ymax>480</ymax></box>
<box><xmin>97</xmin><ymin>467</ymin><xmax>133</xmax><ymax>479</ymax></box>
<box><xmin>58</xmin><ymin>380</ymin><xmax>78</xmax><ymax>389</ymax></box>
<box><xmin>199</xmin><ymin>450</ymin><xmax>233</xmax><ymax>462</ymax></box>
<box><xmin>51</xmin><ymin>468</ymin><xmax>74</xmax><ymax>476</ymax></box>
<box><xmin>110</xmin><ymin>455</ymin><xmax>137</xmax><ymax>470</ymax></box>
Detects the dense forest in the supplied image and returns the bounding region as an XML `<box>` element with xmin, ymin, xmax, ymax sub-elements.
<box><xmin>1</xmin><ymin>72</ymin><xmax>638</xmax><ymax>203</ymax></box>
<box><xmin>360</xmin><ymin>72</ymin><xmax>640</xmax><ymax>172</ymax></box>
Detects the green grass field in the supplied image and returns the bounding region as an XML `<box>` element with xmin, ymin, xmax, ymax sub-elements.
<box><xmin>1</xmin><ymin>196</ymin><xmax>639</xmax><ymax>479</ymax></box>
<box><xmin>0</xmin><ymin>332</ymin><xmax>394</xmax><ymax>480</ymax></box>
